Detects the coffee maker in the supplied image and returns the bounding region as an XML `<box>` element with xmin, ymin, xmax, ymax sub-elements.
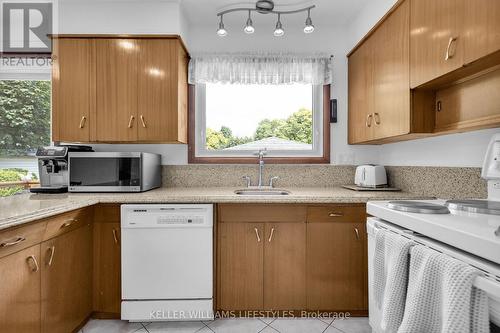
<box><xmin>30</xmin><ymin>145</ymin><xmax>93</xmax><ymax>194</ymax></box>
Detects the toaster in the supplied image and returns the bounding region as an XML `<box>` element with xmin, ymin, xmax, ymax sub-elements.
<box><xmin>354</xmin><ymin>165</ymin><xmax>387</xmax><ymax>188</ymax></box>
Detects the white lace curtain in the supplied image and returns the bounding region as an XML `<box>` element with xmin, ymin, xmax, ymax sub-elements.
<box><xmin>188</xmin><ymin>53</ymin><xmax>333</xmax><ymax>85</ymax></box>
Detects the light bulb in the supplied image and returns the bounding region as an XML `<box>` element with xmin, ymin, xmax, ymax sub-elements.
<box><xmin>304</xmin><ymin>10</ymin><xmax>314</xmax><ymax>34</ymax></box>
<box><xmin>274</xmin><ymin>14</ymin><xmax>284</xmax><ymax>37</ymax></box>
<box><xmin>217</xmin><ymin>16</ymin><xmax>228</xmax><ymax>37</ymax></box>
<box><xmin>244</xmin><ymin>11</ymin><xmax>255</xmax><ymax>34</ymax></box>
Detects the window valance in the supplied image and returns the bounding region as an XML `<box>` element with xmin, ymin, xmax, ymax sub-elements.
<box><xmin>188</xmin><ymin>53</ymin><xmax>333</xmax><ymax>85</ymax></box>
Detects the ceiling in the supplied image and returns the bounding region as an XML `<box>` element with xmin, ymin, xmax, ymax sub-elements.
<box><xmin>181</xmin><ymin>0</ymin><xmax>371</xmax><ymax>28</ymax></box>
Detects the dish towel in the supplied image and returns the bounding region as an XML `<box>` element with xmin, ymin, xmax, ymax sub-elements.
<box><xmin>398</xmin><ymin>245</ymin><xmax>490</xmax><ymax>333</ymax></box>
<box><xmin>373</xmin><ymin>229</ymin><xmax>414</xmax><ymax>333</ymax></box>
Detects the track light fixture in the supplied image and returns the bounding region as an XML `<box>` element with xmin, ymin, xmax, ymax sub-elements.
<box><xmin>216</xmin><ymin>0</ymin><xmax>315</xmax><ymax>37</ymax></box>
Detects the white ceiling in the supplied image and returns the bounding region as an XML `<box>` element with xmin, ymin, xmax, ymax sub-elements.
<box><xmin>181</xmin><ymin>0</ymin><xmax>371</xmax><ymax>28</ymax></box>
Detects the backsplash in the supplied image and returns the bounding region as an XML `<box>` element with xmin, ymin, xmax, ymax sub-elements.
<box><xmin>162</xmin><ymin>165</ymin><xmax>487</xmax><ymax>199</ymax></box>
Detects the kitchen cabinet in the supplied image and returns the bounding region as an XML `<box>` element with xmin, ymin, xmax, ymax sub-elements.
<box><xmin>306</xmin><ymin>205</ymin><xmax>367</xmax><ymax>311</ymax></box>
<box><xmin>410</xmin><ymin>0</ymin><xmax>464</xmax><ymax>88</ymax></box>
<box><xmin>264</xmin><ymin>222</ymin><xmax>306</xmax><ymax>310</ymax></box>
<box><xmin>218</xmin><ymin>222</ymin><xmax>264</xmax><ymax>310</ymax></box>
<box><xmin>41</xmin><ymin>223</ymin><xmax>93</xmax><ymax>333</ymax></box>
<box><xmin>0</xmin><ymin>245</ymin><xmax>41</xmax><ymax>333</ymax></box>
<box><xmin>52</xmin><ymin>38</ymin><xmax>94</xmax><ymax>142</ymax></box>
<box><xmin>95</xmin><ymin>39</ymin><xmax>139</xmax><ymax>142</ymax></box>
<box><xmin>51</xmin><ymin>35</ymin><xmax>189</xmax><ymax>144</ymax></box>
<box><xmin>93</xmin><ymin>222</ymin><xmax>121</xmax><ymax>316</ymax></box>
<box><xmin>464</xmin><ymin>0</ymin><xmax>500</xmax><ymax>64</ymax></box>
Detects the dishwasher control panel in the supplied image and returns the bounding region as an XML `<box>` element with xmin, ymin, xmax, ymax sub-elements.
<box><xmin>157</xmin><ymin>215</ymin><xmax>204</xmax><ymax>225</ymax></box>
<box><xmin>121</xmin><ymin>204</ymin><xmax>213</xmax><ymax>229</ymax></box>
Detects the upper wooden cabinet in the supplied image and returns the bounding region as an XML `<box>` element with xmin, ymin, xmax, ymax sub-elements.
<box><xmin>52</xmin><ymin>38</ymin><xmax>94</xmax><ymax>142</ymax></box>
<box><xmin>410</xmin><ymin>0</ymin><xmax>464</xmax><ymax>88</ymax></box>
<box><xmin>51</xmin><ymin>35</ymin><xmax>189</xmax><ymax>144</ymax></box>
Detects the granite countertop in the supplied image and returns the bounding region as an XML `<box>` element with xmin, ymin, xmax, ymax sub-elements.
<box><xmin>0</xmin><ymin>187</ymin><xmax>431</xmax><ymax>231</ymax></box>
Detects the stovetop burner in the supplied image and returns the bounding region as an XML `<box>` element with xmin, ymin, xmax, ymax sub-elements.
<box><xmin>445</xmin><ymin>199</ymin><xmax>500</xmax><ymax>216</ymax></box>
<box><xmin>387</xmin><ymin>201</ymin><xmax>450</xmax><ymax>214</ymax></box>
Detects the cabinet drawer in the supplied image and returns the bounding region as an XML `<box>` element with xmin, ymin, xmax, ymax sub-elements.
<box><xmin>307</xmin><ymin>205</ymin><xmax>366</xmax><ymax>223</ymax></box>
<box><xmin>94</xmin><ymin>204</ymin><xmax>120</xmax><ymax>223</ymax></box>
<box><xmin>218</xmin><ymin>204</ymin><xmax>307</xmax><ymax>223</ymax></box>
<box><xmin>0</xmin><ymin>222</ymin><xmax>46</xmax><ymax>258</ymax></box>
<box><xmin>43</xmin><ymin>208</ymin><xmax>92</xmax><ymax>241</ymax></box>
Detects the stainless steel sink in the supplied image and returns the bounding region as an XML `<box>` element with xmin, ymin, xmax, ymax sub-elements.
<box><xmin>234</xmin><ymin>189</ymin><xmax>290</xmax><ymax>196</ymax></box>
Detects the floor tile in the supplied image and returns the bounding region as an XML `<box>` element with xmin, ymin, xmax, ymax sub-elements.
<box><xmin>331</xmin><ymin>317</ymin><xmax>371</xmax><ymax>333</ymax></box>
<box><xmin>259</xmin><ymin>317</ymin><xmax>276</xmax><ymax>325</ymax></box>
<box><xmin>146</xmin><ymin>321</ymin><xmax>206</xmax><ymax>332</ymax></box>
<box><xmin>195</xmin><ymin>327</ymin><xmax>215</xmax><ymax>333</ymax></box>
<box><xmin>206</xmin><ymin>318</ymin><xmax>267</xmax><ymax>333</ymax></box>
<box><xmin>259</xmin><ymin>326</ymin><xmax>279</xmax><ymax>333</ymax></box>
<box><xmin>323</xmin><ymin>326</ymin><xmax>344</xmax><ymax>333</ymax></box>
<box><xmin>82</xmin><ymin>319</ymin><xmax>144</xmax><ymax>333</ymax></box>
<box><xmin>269</xmin><ymin>318</ymin><xmax>329</xmax><ymax>333</ymax></box>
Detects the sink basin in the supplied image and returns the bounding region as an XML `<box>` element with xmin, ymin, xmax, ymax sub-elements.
<box><xmin>234</xmin><ymin>189</ymin><xmax>290</xmax><ymax>196</ymax></box>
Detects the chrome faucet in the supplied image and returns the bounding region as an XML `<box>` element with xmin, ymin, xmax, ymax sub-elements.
<box><xmin>241</xmin><ymin>149</ymin><xmax>280</xmax><ymax>189</ymax></box>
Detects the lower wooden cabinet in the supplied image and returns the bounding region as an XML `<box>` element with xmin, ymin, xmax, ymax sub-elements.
<box><xmin>0</xmin><ymin>244</ymin><xmax>41</xmax><ymax>333</ymax></box>
<box><xmin>41</xmin><ymin>223</ymin><xmax>93</xmax><ymax>333</ymax></box>
<box><xmin>93</xmin><ymin>222</ymin><xmax>122</xmax><ymax>315</ymax></box>
<box><xmin>217</xmin><ymin>204</ymin><xmax>367</xmax><ymax>313</ymax></box>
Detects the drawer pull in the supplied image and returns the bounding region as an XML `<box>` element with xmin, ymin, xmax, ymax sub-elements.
<box><xmin>268</xmin><ymin>227</ymin><xmax>275</xmax><ymax>243</ymax></box>
<box><xmin>374</xmin><ymin>112</ymin><xmax>381</xmax><ymax>125</ymax></box>
<box><xmin>354</xmin><ymin>228</ymin><xmax>360</xmax><ymax>240</ymax></box>
<box><xmin>445</xmin><ymin>36</ymin><xmax>458</xmax><ymax>61</ymax></box>
<box><xmin>26</xmin><ymin>255</ymin><xmax>39</xmax><ymax>272</ymax></box>
<box><xmin>46</xmin><ymin>246</ymin><xmax>55</xmax><ymax>266</ymax></box>
<box><xmin>0</xmin><ymin>236</ymin><xmax>26</xmax><ymax>248</ymax></box>
<box><xmin>328</xmin><ymin>212</ymin><xmax>344</xmax><ymax>217</ymax></box>
<box><xmin>112</xmin><ymin>229</ymin><xmax>119</xmax><ymax>245</ymax></box>
<box><xmin>60</xmin><ymin>219</ymin><xmax>77</xmax><ymax>229</ymax></box>
<box><xmin>79</xmin><ymin>116</ymin><xmax>87</xmax><ymax>129</ymax></box>
<box><xmin>128</xmin><ymin>115</ymin><xmax>135</xmax><ymax>128</ymax></box>
<box><xmin>140</xmin><ymin>115</ymin><xmax>147</xmax><ymax>128</ymax></box>
<box><xmin>365</xmin><ymin>114</ymin><xmax>373</xmax><ymax>128</ymax></box>
<box><xmin>254</xmin><ymin>228</ymin><xmax>261</xmax><ymax>242</ymax></box>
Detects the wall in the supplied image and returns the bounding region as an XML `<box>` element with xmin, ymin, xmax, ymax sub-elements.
<box><xmin>346</xmin><ymin>0</ymin><xmax>500</xmax><ymax>167</ymax></box>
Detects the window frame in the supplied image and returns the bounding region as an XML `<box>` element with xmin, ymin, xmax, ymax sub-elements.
<box><xmin>188</xmin><ymin>84</ymin><xmax>331</xmax><ymax>164</ymax></box>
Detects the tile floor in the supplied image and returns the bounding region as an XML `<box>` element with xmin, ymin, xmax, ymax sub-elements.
<box><xmin>80</xmin><ymin>317</ymin><xmax>371</xmax><ymax>333</ymax></box>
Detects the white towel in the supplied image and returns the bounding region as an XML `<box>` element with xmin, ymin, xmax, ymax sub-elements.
<box><xmin>373</xmin><ymin>229</ymin><xmax>414</xmax><ymax>333</ymax></box>
<box><xmin>398</xmin><ymin>245</ymin><xmax>490</xmax><ymax>333</ymax></box>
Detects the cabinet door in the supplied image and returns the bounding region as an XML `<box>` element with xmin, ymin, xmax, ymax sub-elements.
<box><xmin>348</xmin><ymin>38</ymin><xmax>374</xmax><ymax>144</ymax></box>
<box><xmin>137</xmin><ymin>39</ymin><xmax>178</xmax><ymax>142</ymax></box>
<box><xmin>264</xmin><ymin>222</ymin><xmax>306</xmax><ymax>310</ymax></box>
<box><xmin>218</xmin><ymin>223</ymin><xmax>264</xmax><ymax>310</ymax></box>
<box><xmin>410</xmin><ymin>0</ymin><xmax>464</xmax><ymax>88</ymax></box>
<box><xmin>52</xmin><ymin>38</ymin><xmax>94</xmax><ymax>142</ymax></box>
<box><xmin>0</xmin><ymin>245</ymin><xmax>41</xmax><ymax>333</ymax></box>
<box><xmin>372</xmin><ymin>0</ymin><xmax>411</xmax><ymax>140</ymax></box>
<box><xmin>93</xmin><ymin>222</ymin><xmax>121</xmax><ymax>315</ymax></box>
<box><xmin>464</xmin><ymin>0</ymin><xmax>500</xmax><ymax>63</ymax></box>
<box><xmin>306</xmin><ymin>222</ymin><xmax>367</xmax><ymax>311</ymax></box>
<box><xmin>95</xmin><ymin>39</ymin><xmax>138</xmax><ymax>142</ymax></box>
<box><xmin>41</xmin><ymin>224</ymin><xmax>93</xmax><ymax>333</ymax></box>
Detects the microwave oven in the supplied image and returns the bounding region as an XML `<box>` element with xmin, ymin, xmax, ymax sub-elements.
<box><xmin>68</xmin><ymin>152</ymin><xmax>161</xmax><ymax>192</ymax></box>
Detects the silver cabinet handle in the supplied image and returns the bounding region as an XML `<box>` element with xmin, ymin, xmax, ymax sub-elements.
<box><xmin>128</xmin><ymin>115</ymin><xmax>135</xmax><ymax>128</ymax></box>
<box><xmin>366</xmin><ymin>114</ymin><xmax>373</xmax><ymax>127</ymax></box>
<box><xmin>140</xmin><ymin>115</ymin><xmax>147</xmax><ymax>128</ymax></box>
<box><xmin>354</xmin><ymin>228</ymin><xmax>360</xmax><ymax>240</ymax></box>
<box><xmin>26</xmin><ymin>255</ymin><xmax>39</xmax><ymax>272</ymax></box>
<box><xmin>328</xmin><ymin>212</ymin><xmax>344</xmax><ymax>217</ymax></box>
<box><xmin>254</xmin><ymin>227</ymin><xmax>261</xmax><ymax>242</ymax></box>
<box><xmin>268</xmin><ymin>227</ymin><xmax>275</xmax><ymax>242</ymax></box>
<box><xmin>60</xmin><ymin>218</ymin><xmax>77</xmax><ymax>229</ymax></box>
<box><xmin>79</xmin><ymin>116</ymin><xmax>87</xmax><ymax>129</ymax></box>
<box><xmin>0</xmin><ymin>236</ymin><xmax>26</xmax><ymax>248</ymax></box>
<box><xmin>45</xmin><ymin>246</ymin><xmax>55</xmax><ymax>266</ymax></box>
<box><xmin>112</xmin><ymin>229</ymin><xmax>119</xmax><ymax>244</ymax></box>
<box><xmin>374</xmin><ymin>112</ymin><xmax>381</xmax><ymax>125</ymax></box>
<box><xmin>445</xmin><ymin>36</ymin><xmax>458</xmax><ymax>60</ymax></box>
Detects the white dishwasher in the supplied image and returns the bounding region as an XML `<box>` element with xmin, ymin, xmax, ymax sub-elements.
<box><xmin>121</xmin><ymin>204</ymin><xmax>213</xmax><ymax>322</ymax></box>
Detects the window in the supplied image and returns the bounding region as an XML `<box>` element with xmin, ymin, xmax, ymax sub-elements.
<box><xmin>0</xmin><ymin>79</ymin><xmax>51</xmax><ymax>196</ymax></box>
<box><xmin>191</xmin><ymin>83</ymin><xmax>330</xmax><ymax>163</ymax></box>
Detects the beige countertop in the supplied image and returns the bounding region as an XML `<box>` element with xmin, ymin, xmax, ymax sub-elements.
<box><xmin>0</xmin><ymin>187</ymin><xmax>431</xmax><ymax>231</ymax></box>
